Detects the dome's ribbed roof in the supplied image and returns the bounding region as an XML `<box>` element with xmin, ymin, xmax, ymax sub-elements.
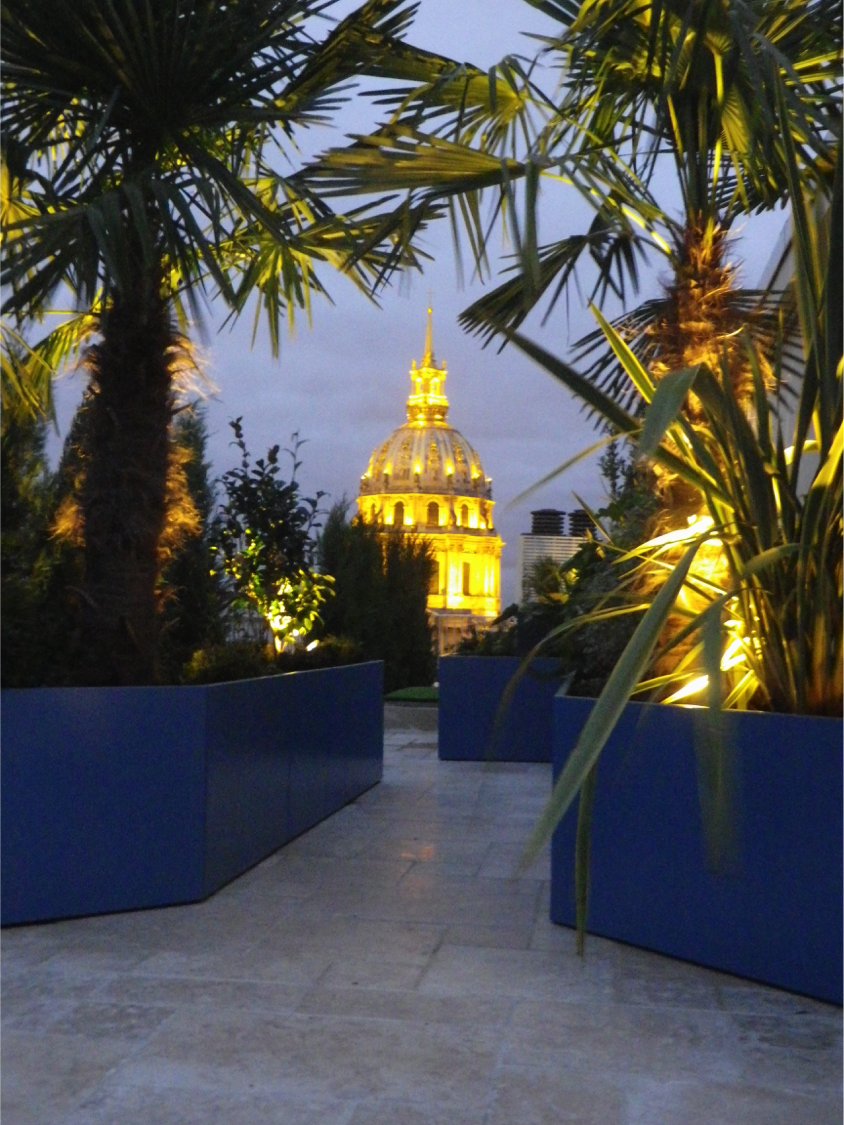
<box><xmin>359</xmin><ymin>308</ymin><xmax>492</xmax><ymax>500</ymax></box>
<box><xmin>360</xmin><ymin>422</ymin><xmax>489</xmax><ymax>497</ymax></box>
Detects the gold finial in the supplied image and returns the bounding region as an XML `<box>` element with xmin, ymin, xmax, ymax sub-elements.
<box><xmin>422</xmin><ymin>304</ymin><xmax>434</xmax><ymax>366</ymax></box>
<box><xmin>406</xmin><ymin>302</ymin><xmax>448</xmax><ymax>424</ymax></box>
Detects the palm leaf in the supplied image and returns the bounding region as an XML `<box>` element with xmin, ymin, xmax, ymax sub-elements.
<box><xmin>523</xmin><ymin>536</ymin><xmax>704</xmax><ymax>864</ymax></box>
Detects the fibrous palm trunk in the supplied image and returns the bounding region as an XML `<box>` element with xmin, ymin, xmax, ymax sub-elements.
<box><xmin>76</xmin><ymin>280</ymin><xmax>175</xmax><ymax>685</ymax></box>
<box><xmin>648</xmin><ymin>217</ymin><xmax>773</xmax><ymax>522</ymax></box>
<box><xmin>643</xmin><ymin>219</ymin><xmax>774</xmax><ymax>683</ymax></box>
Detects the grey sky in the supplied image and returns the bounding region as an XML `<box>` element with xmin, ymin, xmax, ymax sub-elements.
<box><xmin>48</xmin><ymin>0</ymin><xmax>789</xmax><ymax>604</ymax></box>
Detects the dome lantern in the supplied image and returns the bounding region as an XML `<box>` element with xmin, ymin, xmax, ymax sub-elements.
<box><xmin>407</xmin><ymin>307</ymin><xmax>449</xmax><ymax>425</ymax></box>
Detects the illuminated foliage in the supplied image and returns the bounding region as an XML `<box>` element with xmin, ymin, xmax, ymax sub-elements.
<box><xmin>213</xmin><ymin>419</ymin><xmax>332</xmax><ymax>650</ymax></box>
<box><xmin>265</xmin><ymin>569</ymin><xmax>335</xmax><ymax>652</ymax></box>
<box><xmin>1</xmin><ymin>0</ymin><xmax>478</xmax><ymax>682</ymax></box>
<box><xmin>306</xmin><ymin>0</ymin><xmax>839</xmax><ymax>392</ymax></box>
<box><xmin>157</xmin><ymin>406</ymin><xmax>225</xmax><ymax>680</ymax></box>
<box><xmin>460</xmin><ymin>451</ymin><xmax>658</xmax><ymax>694</ymax></box>
<box><xmin>519</xmin><ymin>124</ymin><xmax>841</xmax><ymax>951</ymax></box>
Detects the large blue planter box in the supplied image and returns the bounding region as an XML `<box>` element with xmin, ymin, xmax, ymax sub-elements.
<box><xmin>438</xmin><ymin>655</ymin><xmax>562</xmax><ymax>762</ymax></box>
<box><xmin>551</xmin><ymin>694</ymin><xmax>843</xmax><ymax>1004</ymax></box>
<box><xmin>1</xmin><ymin>662</ymin><xmax>383</xmax><ymax>926</ymax></box>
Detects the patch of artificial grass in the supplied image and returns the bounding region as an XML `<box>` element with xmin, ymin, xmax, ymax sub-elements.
<box><xmin>384</xmin><ymin>685</ymin><xmax>439</xmax><ymax>703</ymax></box>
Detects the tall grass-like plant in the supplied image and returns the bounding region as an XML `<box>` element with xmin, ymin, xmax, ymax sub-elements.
<box><xmin>513</xmin><ymin>102</ymin><xmax>841</xmax><ymax>947</ymax></box>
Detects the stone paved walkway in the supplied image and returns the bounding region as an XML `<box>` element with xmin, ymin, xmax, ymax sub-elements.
<box><xmin>2</xmin><ymin>704</ymin><xmax>841</xmax><ymax>1124</ymax></box>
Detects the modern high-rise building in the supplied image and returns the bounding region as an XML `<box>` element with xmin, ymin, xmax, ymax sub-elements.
<box><xmin>357</xmin><ymin>309</ymin><xmax>504</xmax><ymax>653</ymax></box>
<box><xmin>514</xmin><ymin>508</ymin><xmax>587</xmax><ymax>603</ymax></box>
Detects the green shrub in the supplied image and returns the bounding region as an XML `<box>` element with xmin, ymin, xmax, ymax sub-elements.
<box><xmin>212</xmin><ymin>419</ymin><xmax>331</xmax><ymax>651</ymax></box>
<box><xmin>317</xmin><ymin>503</ymin><xmax>435</xmax><ymax>693</ymax></box>
<box><xmin>0</xmin><ymin>389</ymin><xmax>84</xmax><ymax>687</ymax></box>
<box><xmin>181</xmin><ymin>634</ymin><xmax>363</xmax><ymax>685</ymax></box>
<box><xmin>181</xmin><ymin>640</ymin><xmax>276</xmax><ymax>684</ymax></box>
<box><xmin>1</xmin><ymin>400</ymin><xmax>56</xmax><ymax>686</ymax></box>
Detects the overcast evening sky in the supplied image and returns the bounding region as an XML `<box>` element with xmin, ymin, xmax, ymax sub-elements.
<box><xmin>48</xmin><ymin>0</ymin><xmax>789</xmax><ymax>603</ymax></box>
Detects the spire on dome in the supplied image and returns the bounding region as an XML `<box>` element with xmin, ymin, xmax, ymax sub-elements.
<box><xmin>407</xmin><ymin>305</ymin><xmax>448</xmax><ymax>424</ymax></box>
<box><xmin>422</xmin><ymin>305</ymin><xmax>434</xmax><ymax>366</ymax></box>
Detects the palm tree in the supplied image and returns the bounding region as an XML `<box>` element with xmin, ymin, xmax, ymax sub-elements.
<box><xmin>1</xmin><ymin>0</ymin><xmax>513</xmax><ymax>684</ymax></box>
<box><xmin>303</xmin><ymin>0</ymin><xmax>840</xmax><ymax>667</ymax></box>
<box><xmin>519</xmin><ymin>0</ymin><xmax>838</xmax><ymax>455</ymax></box>
<box><xmin>305</xmin><ymin>0</ymin><xmax>839</xmax><ymax>428</ymax></box>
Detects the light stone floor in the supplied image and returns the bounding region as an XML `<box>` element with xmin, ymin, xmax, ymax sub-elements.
<box><xmin>2</xmin><ymin>703</ymin><xmax>841</xmax><ymax>1125</ymax></box>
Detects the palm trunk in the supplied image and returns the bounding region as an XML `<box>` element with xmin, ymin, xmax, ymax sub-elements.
<box><xmin>644</xmin><ymin>219</ymin><xmax>767</xmax><ymax>679</ymax></box>
<box><xmin>76</xmin><ymin>283</ymin><xmax>175</xmax><ymax>685</ymax></box>
<box><xmin>646</xmin><ymin>214</ymin><xmax>779</xmax><ymax>520</ymax></box>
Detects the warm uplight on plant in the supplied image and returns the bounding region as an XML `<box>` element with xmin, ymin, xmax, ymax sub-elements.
<box><xmin>267</xmin><ymin>569</ymin><xmax>334</xmax><ymax>653</ymax></box>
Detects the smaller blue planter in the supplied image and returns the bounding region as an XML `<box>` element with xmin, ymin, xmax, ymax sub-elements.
<box><xmin>551</xmin><ymin>694</ymin><xmax>843</xmax><ymax>1004</ymax></box>
<box><xmin>2</xmin><ymin>662</ymin><xmax>383</xmax><ymax>926</ymax></box>
<box><xmin>438</xmin><ymin>655</ymin><xmax>563</xmax><ymax>762</ymax></box>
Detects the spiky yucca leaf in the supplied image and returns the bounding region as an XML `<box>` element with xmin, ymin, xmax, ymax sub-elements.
<box><xmin>514</xmin><ymin>89</ymin><xmax>840</xmax><ymax>950</ymax></box>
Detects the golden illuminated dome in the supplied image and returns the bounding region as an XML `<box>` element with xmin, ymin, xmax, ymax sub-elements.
<box><xmin>360</xmin><ymin>424</ymin><xmax>490</xmax><ymax>499</ymax></box>
<box><xmin>356</xmin><ymin>306</ymin><xmax>503</xmax><ymax>653</ymax></box>
<box><xmin>359</xmin><ymin>308</ymin><xmax>492</xmax><ymax>502</ymax></box>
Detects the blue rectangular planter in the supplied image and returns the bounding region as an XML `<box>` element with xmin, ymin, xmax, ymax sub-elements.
<box><xmin>551</xmin><ymin>694</ymin><xmax>843</xmax><ymax>1004</ymax></box>
<box><xmin>2</xmin><ymin>661</ymin><xmax>383</xmax><ymax>925</ymax></box>
<box><xmin>438</xmin><ymin>655</ymin><xmax>562</xmax><ymax>762</ymax></box>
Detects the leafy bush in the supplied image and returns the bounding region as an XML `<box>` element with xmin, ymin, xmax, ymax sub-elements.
<box><xmin>1</xmin><ymin>401</ymin><xmax>341</xmax><ymax>686</ymax></box>
<box><xmin>212</xmin><ymin>420</ymin><xmax>333</xmax><ymax>651</ymax></box>
<box><xmin>1</xmin><ymin>399</ymin><xmax>58</xmax><ymax>685</ymax></box>
<box><xmin>182</xmin><ymin>635</ymin><xmax>362</xmax><ymax>685</ymax></box>
<box><xmin>181</xmin><ymin>640</ymin><xmax>276</xmax><ymax>684</ymax></box>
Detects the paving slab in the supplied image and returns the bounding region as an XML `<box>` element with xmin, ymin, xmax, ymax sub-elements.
<box><xmin>2</xmin><ymin>706</ymin><xmax>841</xmax><ymax>1124</ymax></box>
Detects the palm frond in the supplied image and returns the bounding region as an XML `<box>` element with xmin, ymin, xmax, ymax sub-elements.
<box><xmin>571</xmin><ymin>284</ymin><xmax>804</xmax><ymax>419</ymax></box>
<box><xmin>2</xmin><ymin>0</ymin><xmax>496</xmax><ymax>344</ymax></box>
<box><xmin>514</xmin><ymin>85</ymin><xmax>841</xmax><ymax>958</ymax></box>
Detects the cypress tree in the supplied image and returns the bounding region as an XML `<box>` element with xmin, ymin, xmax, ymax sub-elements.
<box><xmin>318</xmin><ymin>502</ymin><xmax>435</xmax><ymax>692</ymax></box>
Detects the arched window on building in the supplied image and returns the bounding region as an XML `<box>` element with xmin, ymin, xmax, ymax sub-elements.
<box><xmin>370</xmin><ymin>504</ymin><xmax>377</xmax><ymax>522</ymax></box>
<box><xmin>428</xmin><ymin>561</ymin><xmax>440</xmax><ymax>594</ymax></box>
<box><xmin>427</xmin><ymin>501</ymin><xmax>439</xmax><ymax>526</ymax></box>
<box><xmin>460</xmin><ymin>503</ymin><xmax>469</xmax><ymax>527</ymax></box>
<box><xmin>462</xmin><ymin>561</ymin><xmax>471</xmax><ymax>596</ymax></box>
<box><xmin>393</xmin><ymin>500</ymin><xmax>404</xmax><ymax>526</ymax></box>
